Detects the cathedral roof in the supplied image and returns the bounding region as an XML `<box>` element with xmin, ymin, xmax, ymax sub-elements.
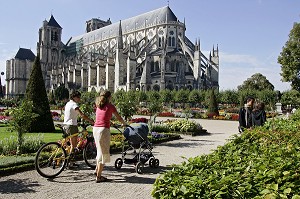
<box><xmin>15</xmin><ymin>48</ymin><xmax>36</xmax><ymax>61</ymax></box>
<box><xmin>67</xmin><ymin>6</ymin><xmax>178</xmax><ymax>47</ymax></box>
<box><xmin>48</xmin><ymin>15</ymin><xmax>62</xmax><ymax>29</ymax></box>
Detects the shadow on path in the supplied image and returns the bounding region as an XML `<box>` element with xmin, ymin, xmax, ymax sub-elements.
<box><xmin>47</xmin><ymin>171</ymin><xmax>94</xmax><ymax>183</ymax></box>
<box><xmin>157</xmin><ymin>139</ymin><xmax>216</xmax><ymax>148</ymax></box>
<box><xmin>0</xmin><ymin>178</ymin><xmax>40</xmax><ymax>194</ymax></box>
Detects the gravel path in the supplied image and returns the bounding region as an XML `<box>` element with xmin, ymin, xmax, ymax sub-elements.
<box><xmin>0</xmin><ymin>118</ymin><xmax>238</xmax><ymax>199</ymax></box>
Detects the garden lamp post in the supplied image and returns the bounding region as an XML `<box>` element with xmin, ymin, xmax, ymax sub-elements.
<box><xmin>0</xmin><ymin>72</ymin><xmax>4</xmax><ymax>98</ymax></box>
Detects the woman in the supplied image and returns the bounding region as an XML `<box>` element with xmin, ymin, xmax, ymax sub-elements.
<box><xmin>250</xmin><ymin>102</ymin><xmax>266</xmax><ymax>127</ymax></box>
<box><xmin>93</xmin><ymin>90</ymin><xmax>126</xmax><ymax>183</ymax></box>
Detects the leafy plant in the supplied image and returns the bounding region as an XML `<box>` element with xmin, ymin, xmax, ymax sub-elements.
<box><xmin>9</xmin><ymin>100</ymin><xmax>39</xmax><ymax>154</ymax></box>
<box><xmin>152</xmin><ymin>117</ymin><xmax>300</xmax><ymax>198</ymax></box>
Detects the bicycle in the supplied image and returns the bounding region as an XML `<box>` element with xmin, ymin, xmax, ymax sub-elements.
<box><xmin>35</xmin><ymin>123</ymin><xmax>96</xmax><ymax>178</ymax></box>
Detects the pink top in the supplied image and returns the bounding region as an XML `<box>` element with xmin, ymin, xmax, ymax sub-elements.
<box><xmin>94</xmin><ymin>103</ymin><xmax>117</xmax><ymax>128</ymax></box>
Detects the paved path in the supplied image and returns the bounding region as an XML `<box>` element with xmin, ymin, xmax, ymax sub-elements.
<box><xmin>0</xmin><ymin>118</ymin><xmax>239</xmax><ymax>199</ymax></box>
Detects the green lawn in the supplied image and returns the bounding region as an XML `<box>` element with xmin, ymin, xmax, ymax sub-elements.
<box><xmin>0</xmin><ymin>123</ymin><xmax>122</xmax><ymax>143</ymax></box>
<box><xmin>0</xmin><ymin>124</ymin><xmax>63</xmax><ymax>143</ymax></box>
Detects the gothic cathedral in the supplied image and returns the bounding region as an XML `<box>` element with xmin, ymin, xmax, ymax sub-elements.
<box><xmin>7</xmin><ymin>6</ymin><xmax>219</xmax><ymax>97</ymax></box>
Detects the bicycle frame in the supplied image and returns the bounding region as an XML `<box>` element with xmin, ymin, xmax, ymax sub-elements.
<box><xmin>35</xmin><ymin>123</ymin><xmax>96</xmax><ymax>178</ymax></box>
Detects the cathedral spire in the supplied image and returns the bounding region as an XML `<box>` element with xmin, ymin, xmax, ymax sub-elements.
<box><xmin>117</xmin><ymin>20</ymin><xmax>123</xmax><ymax>49</ymax></box>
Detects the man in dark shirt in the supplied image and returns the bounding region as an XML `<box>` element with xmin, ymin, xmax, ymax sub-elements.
<box><xmin>238</xmin><ymin>96</ymin><xmax>255</xmax><ymax>133</ymax></box>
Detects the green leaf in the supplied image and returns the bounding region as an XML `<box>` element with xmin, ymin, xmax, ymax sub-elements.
<box><xmin>270</xmin><ymin>184</ymin><xmax>278</xmax><ymax>191</ymax></box>
<box><xmin>180</xmin><ymin>185</ymin><xmax>188</xmax><ymax>194</ymax></box>
<box><xmin>283</xmin><ymin>171</ymin><xmax>290</xmax><ymax>176</ymax></box>
<box><xmin>283</xmin><ymin>188</ymin><xmax>292</xmax><ymax>194</ymax></box>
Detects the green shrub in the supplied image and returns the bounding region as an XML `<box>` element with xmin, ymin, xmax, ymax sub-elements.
<box><xmin>0</xmin><ymin>134</ymin><xmax>44</xmax><ymax>155</ymax></box>
<box><xmin>152</xmin><ymin>118</ymin><xmax>300</xmax><ymax>198</ymax></box>
<box><xmin>167</xmin><ymin>119</ymin><xmax>203</xmax><ymax>133</ymax></box>
<box><xmin>151</xmin><ymin>124</ymin><xmax>171</xmax><ymax>133</ymax></box>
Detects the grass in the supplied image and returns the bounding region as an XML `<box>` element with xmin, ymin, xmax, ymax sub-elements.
<box><xmin>0</xmin><ymin>123</ymin><xmax>121</xmax><ymax>143</ymax></box>
<box><xmin>0</xmin><ymin>124</ymin><xmax>64</xmax><ymax>143</ymax></box>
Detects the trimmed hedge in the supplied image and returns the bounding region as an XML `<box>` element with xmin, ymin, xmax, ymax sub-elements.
<box><xmin>152</xmin><ymin>117</ymin><xmax>300</xmax><ymax>198</ymax></box>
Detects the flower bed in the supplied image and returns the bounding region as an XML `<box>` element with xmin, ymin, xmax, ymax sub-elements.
<box><xmin>129</xmin><ymin>117</ymin><xmax>148</xmax><ymax>123</ymax></box>
<box><xmin>158</xmin><ymin>112</ymin><xmax>175</xmax><ymax>117</ymax></box>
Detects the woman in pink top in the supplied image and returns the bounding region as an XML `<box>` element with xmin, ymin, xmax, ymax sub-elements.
<box><xmin>93</xmin><ymin>90</ymin><xmax>126</xmax><ymax>183</ymax></box>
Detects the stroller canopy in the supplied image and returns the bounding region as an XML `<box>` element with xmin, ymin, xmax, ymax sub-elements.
<box><xmin>123</xmin><ymin>123</ymin><xmax>149</xmax><ymax>145</ymax></box>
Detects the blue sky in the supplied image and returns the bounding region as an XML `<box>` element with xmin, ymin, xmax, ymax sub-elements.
<box><xmin>0</xmin><ymin>0</ymin><xmax>299</xmax><ymax>91</ymax></box>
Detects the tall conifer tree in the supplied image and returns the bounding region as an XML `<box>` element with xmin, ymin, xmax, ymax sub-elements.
<box><xmin>25</xmin><ymin>55</ymin><xmax>54</xmax><ymax>132</ymax></box>
<box><xmin>207</xmin><ymin>89</ymin><xmax>219</xmax><ymax>116</ymax></box>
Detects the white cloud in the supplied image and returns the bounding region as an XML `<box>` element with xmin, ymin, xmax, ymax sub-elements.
<box><xmin>217</xmin><ymin>51</ymin><xmax>291</xmax><ymax>91</ymax></box>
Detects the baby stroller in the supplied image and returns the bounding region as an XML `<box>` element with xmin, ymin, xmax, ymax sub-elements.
<box><xmin>114</xmin><ymin>123</ymin><xmax>159</xmax><ymax>174</ymax></box>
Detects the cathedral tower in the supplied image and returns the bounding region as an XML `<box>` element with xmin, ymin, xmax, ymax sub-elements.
<box><xmin>37</xmin><ymin>15</ymin><xmax>64</xmax><ymax>90</ymax></box>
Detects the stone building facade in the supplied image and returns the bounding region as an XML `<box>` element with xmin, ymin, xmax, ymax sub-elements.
<box><xmin>6</xmin><ymin>48</ymin><xmax>35</xmax><ymax>97</ymax></box>
<box><xmin>6</xmin><ymin>6</ymin><xmax>219</xmax><ymax>97</ymax></box>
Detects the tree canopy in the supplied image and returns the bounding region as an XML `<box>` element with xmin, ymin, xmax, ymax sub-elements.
<box><xmin>54</xmin><ymin>85</ymin><xmax>69</xmax><ymax>101</ymax></box>
<box><xmin>278</xmin><ymin>22</ymin><xmax>300</xmax><ymax>91</ymax></box>
<box><xmin>237</xmin><ymin>73</ymin><xmax>274</xmax><ymax>91</ymax></box>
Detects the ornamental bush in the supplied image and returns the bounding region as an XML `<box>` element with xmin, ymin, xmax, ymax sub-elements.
<box><xmin>25</xmin><ymin>56</ymin><xmax>54</xmax><ymax>132</ymax></box>
<box><xmin>152</xmin><ymin>118</ymin><xmax>300</xmax><ymax>198</ymax></box>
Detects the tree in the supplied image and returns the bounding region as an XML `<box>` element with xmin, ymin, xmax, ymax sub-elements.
<box><xmin>280</xmin><ymin>89</ymin><xmax>300</xmax><ymax>107</ymax></box>
<box><xmin>113</xmin><ymin>90</ymin><xmax>137</xmax><ymax>121</ymax></box>
<box><xmin>188</xmin><ymin>89</ymin><xmax>201</xmax><ymax>107</ymax></box>
<box><xmin>219</xmin><ymin>90</ymin><xmax>239</xmax><ymax>106</ymax></box>
<box><xmin>10</xmin><ymin>100</ymin><xmax>39</xmax><ymax>154</ymax></box>
<box><xmin>207</xmin><ymin>89</ymin><xmax>219</xmax><ymax>116</ymax></box>
<box><xmin>160</xmin><ymin>89</ymin><xmax>173</xmax><ymax>106</ymax></box>
<box><xmin>147</xmin><ymin>91</ymin><xmax>163</xmax><ymax>121</ymax></box>
<box><xmin>237</xmin><ymin>89</ymin><xmax>257</xmax><ymax>107</ymax></box>
<box><xmin>238</xmin><ymin>73</ymin><xmax>274</xmax><ymax>91</ymax></box>
<box><xmin>174</xmin><ymin>89</ymin><xmax>189</xmax><ymax>108</ymax></box>
<box><xmin>25</xmin><ymin>56</ymin><xmax>55</xmax><ymax>132</ymax></box>
<box><xmin>278</xmin><ymin>22</ymin><xmax>300</xmax><ymax>90</ymax></box>
<box><xmin>48</xmin><ymin>90</ymin><xmax>56</xmax><ymax>105</ymax></box>
<box><xmin>257</xmin><ymin>90</ymin><xmax>277</xmax><ymax>110</ymax></box>
<box><xmin>54</xmin><ymin>85</ymin><xmax>69</xmax><ymax>101</ymax></box>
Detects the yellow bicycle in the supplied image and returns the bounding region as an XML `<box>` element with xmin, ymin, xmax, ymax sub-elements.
<box><xmin>35</xmin><ymin>123</ymin><xmax>96</xmax><ymax>178</ymax></box>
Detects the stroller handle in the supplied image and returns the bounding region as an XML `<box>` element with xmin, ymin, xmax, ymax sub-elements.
<box><xmin>111</xmin><ymin>123</ymin><xmax>132</xmax><ymax>133</ymax></box>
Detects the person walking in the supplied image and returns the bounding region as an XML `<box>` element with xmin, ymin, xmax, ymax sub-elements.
<box><xmin>93</xmin><ymin>90</ymin><xmax>127</xmax><ymax>183</ymax></box>
<box><xmin>250</xmin><ymin>102</ymin><xmax>266</xmax><ymax>127</ymax></box>
<box><xmin>63</xmin><ymin>91</ymin><xmax>94</xmax><ymax>166</ymax></box>
<box><xmin>238</xmin><ymin>96</ymin><xmax>255</xmax><ymax>133</ymax></box>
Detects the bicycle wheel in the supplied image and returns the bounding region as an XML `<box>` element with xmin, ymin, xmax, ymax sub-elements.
<box><xmin>83</xmin><ymin>140</ymin><xmax>97</xmax><ymax>169</ymax></box>
<box><xmin>35</xmin><ymin>142</ymin><xmax>67</xmax><ymax>178</ymax></box>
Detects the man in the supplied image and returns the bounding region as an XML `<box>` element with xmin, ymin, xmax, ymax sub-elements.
<box><xmin>63</xmin><ymin>91</ymin><xmax>94</xmax><ymax>166</ymax></box>
<box><xmin>238</xmin><ymin>96</ymin><xmax>255</xmax><ymax>133</ymax></box>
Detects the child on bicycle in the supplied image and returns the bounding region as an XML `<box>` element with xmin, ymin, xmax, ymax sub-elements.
<box><xmin>63</xmin><ymin>91</ymin><xmax>94</xmax><ymax>167</ymax></box>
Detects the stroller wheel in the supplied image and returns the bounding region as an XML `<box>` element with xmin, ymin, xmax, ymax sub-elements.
<box><xmin>154</xmin><ymin>159</ymin><xmax>159</xmax><ymax>168</ymax></box>
<box><xmin>149</xmin><ymin>157</ymin><xmax>155</xmax><ymax>167</ymax></box>
<box><xmin>135</xmin><ymin>162</ymin><xmax>144</xmax><ymax>174</ymax></box>
<box><xmin>115</xmin><ymin>158</ymin><xmax>123</xmax><ymax>169</ymax></box>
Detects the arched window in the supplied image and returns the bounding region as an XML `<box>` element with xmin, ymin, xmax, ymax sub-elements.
<box><xmin>171</xmin><ymin>37</ymin><xmax>175</xmax><ymax>46</ymax></box>
<box><xmin>176</xmin><ymin>62</ymin><xmax>180</xmax><ymax>71</ymax></box>
<box><xmin>168</xmin><ymin>37</ymin><xmax>172</xmax><ymax>47</ymax></box>
<box><xmin>150</xmin><ymin>61</ymin><xmax>154</xmax><ymax>72</ymax></box>
<box><xmin>155</xmin><ymin>61</ymin><xmax>159</xmax><ymax>72</ymax></box>
<box><xmin>171</xmin><ymin>62</ymin><xmax>175</xmax><ymax>72</ymax></box>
